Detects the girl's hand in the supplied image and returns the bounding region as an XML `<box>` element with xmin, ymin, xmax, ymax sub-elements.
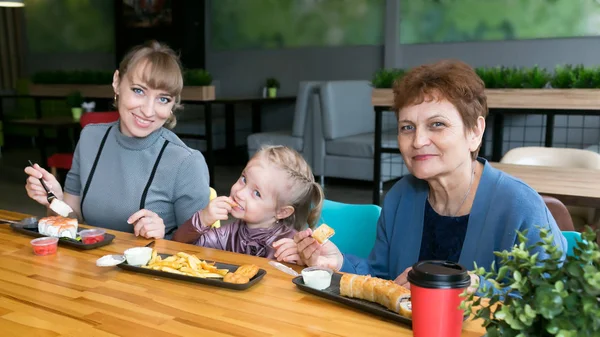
<box><xmin>273</xmin><ymin>238</ymin><xmax>303</xmax><ymax>265</ymax></box>
<box><xmin>128</xmin><ymin>209</ymin><xmax>166</xmax><ymax>239</ymax></box>
<box><xmin>199</xmin><ymin>196</ymin><xmax>233</xmax><ymax>227</ymax></box>
<box><xmin>294</xmin><ymin>228</ymin><xmax>343</xmax><ymax>271</ymax></box>
<box><xmin>24</xmin><ymin>164</ymin><xmax>63</xmax><ymax>206</ymax></box>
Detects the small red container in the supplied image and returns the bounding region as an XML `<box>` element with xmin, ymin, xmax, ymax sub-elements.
<box><xmin>408</xmin><ymin>261</ymin><xmax>470</xmax><ymax>337</ymax></box>
<box><xmin>79</xmin><ymin>229</ymin><xmax>106</xmax><ymax>245</ymax></box>
<box><xmin>30</xmin><ymin>237</ymin><xmax>58</xmax><ymax>256</ymax></box>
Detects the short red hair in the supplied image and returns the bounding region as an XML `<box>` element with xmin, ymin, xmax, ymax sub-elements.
<box><xmin>393</xmin><ymin>60</ymin><xmax>487</xmax><ymax>159</ymax></box>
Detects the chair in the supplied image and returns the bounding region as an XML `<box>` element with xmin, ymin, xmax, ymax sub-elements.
<box><xmin>313</xmin><ymin>81</ymin><xmax>404</xmax><ymax>183</ymax></box>
<box><xmin>48</xmin><ymin>111</ymin><xmax>120</xmax><ymax>177</ymax></box>
<box><xmin>562</xmin><ymin>231</ymin><xmax>583</xmax><ymax>257</ymax></box>
<box><xmin>543</xmin><ymin>195</ymin><xmax>575</xmax><ymax>231</ymax></box>
<box><xmin>247</xmin><ymin>81</ymin><xmax>321</xmax><ymax>170</ymax></box>
<box><xmin>315</xmin><ymin>199</ymin><xmax>381</xmax><ymax>258</ymax></box>
<box><xmin>501</xmin><ymin>146</ymin><xmax>600</xmax><ymax>231</ymax></box>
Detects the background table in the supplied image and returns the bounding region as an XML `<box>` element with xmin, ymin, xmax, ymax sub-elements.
<box><xmin>491</xmin><ymin>162</ymin><xmax>600</xmax><ymax>208</ymax></box>
<box><xmin>0</xmin><ymin>209</ymin><xmax>486</xmax><ymax>337</ymax></box>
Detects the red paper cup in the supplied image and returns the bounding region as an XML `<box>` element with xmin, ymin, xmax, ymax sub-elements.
<box><xmin>408</xmin><ymin>260</ymin><xmax>470</xmax><ymax>337</ymax></box>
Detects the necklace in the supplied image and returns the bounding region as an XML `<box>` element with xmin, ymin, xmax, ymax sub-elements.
<box><xmin>428</xmin><ymin>165</ymin><xmax>475</xmax><ymax>217</ymax></box>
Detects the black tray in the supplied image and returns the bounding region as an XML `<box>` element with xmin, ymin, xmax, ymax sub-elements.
<box><xmin>9</xmin><ymin>223</ymin><xmax>115</xmax><ymax>250</ymax></box>
<box><xmin>292</xmin><ymin>273</ymin><xmax>412</xmax><ymax>327</ymax></box>
<box><xmin>117</xmin><ymin>253</ymin><xmax>266</xmax><ymax>291</ymax></box>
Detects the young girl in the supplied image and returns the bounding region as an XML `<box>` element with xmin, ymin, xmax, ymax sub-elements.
<box><xmin>173</xmin><ymin>145</ymin><xmax>324</xmax><ymax>264</ymax></box>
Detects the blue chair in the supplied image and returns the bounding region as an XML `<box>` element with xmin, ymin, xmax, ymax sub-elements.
<box><xmin>315</xmin><ymin>199</ymin><xmax>381</xmax><ymax>259</ymax></box>
<box><xmin>562</xmin><ymin>231</ymin><xmax>583</xmax><ymax>257</ymax></box>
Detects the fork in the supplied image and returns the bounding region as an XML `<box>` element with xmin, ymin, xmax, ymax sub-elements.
<box><xmin>28</xmin><ymin>160</ymin><xmax>57</xmax><ymax>205</ymax></box>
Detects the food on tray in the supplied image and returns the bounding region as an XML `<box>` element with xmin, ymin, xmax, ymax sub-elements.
<box><xmin>49</xmin><ymin>199</ymin><xmax>74</xmax><ymax>217</ymax></box>
<box><xmin>79</xmin><ymin>228</ymin><xmax>105</xmax><ymax>244</ymax></box>
<box><xmin>38</xmin><ymin>216</ymin><xmax>78</xmax><ymax>239</ymax></box>
<box><xmin>223</xmin><ymin>273</ymin><xmax>250</xmax><ymax>284</ymax></box>
<box><xmin>209</xmin><ymin>188</ymin><xmax>240</xmax><ymax>228</ymax></box>
<box><xmin>301</xmin><ymin>267</ymin><xmax>333</xmax><ymax>290</ymax></box>
<box><xmin>223</xmin><ymin>264</ymin><xmax>260</xmax><ymax>284</ymax></box>
<box><xmin>398</xmin><ymin>301</ymin><xmax>412</xmax><ymax>318</ymax></box>
<box><xmin>30</xmin><ymin>237</ymin><xmax>58</xmax><ymax>256</ymax></box>
<box><xmin>340</xmin><ymin>274</ymin><xmax>411</xmax><ymax>317</ymax></box>
<box><xmin>143</xmin><ymin>250</ymin><xmax>229</xmax><ymax>278</ymax></box>
<box><xmin>312</xmin><ymin>223</ymin><xmax>335</xmax><ymax>244</ymax></box>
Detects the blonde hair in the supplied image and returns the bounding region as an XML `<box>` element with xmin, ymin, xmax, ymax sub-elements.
<box><xmin>253</xmin><ymin>145</ymin><xmax>324</xmax><ymax>231</ymax></box>
<box><xmin>117</xmin><ymin>40</ymin><xmax>183</xmax><ymax>129</ymax></box>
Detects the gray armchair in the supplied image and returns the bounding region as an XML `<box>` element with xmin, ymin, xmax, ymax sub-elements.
<box><xmin>314</xmin><ymin>80</ymin><xmax>404</xmax><ymax>183</ymax></box>
<box><xmin>247</xmin><ymin>81</ymin><xmax>321</xmax><ymax>169</ymax></box>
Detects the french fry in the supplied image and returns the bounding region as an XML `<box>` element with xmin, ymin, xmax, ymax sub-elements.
<box><xmin>161</xmin><ymin>266</ymin><xmax>186</xmax><ymax>275</ymax></box>
<box><xmin>188</xmin><ymin>256</ymin><xmax>199</xmax><ymax>271</ymax></box>
<box><xmin>176</xmin><ymin>252</ymin><xmax>191</xmax><ymax>258</ymax></box>
<box><xmin>163</xmin><ymin>256</ymin><xmax>177</xmax><ymax>263</ymax></box>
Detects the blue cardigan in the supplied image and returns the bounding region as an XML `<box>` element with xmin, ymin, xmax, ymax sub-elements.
<box><xmin>342</xmin><ymin>159</ymin><xmax>567</xmax><ymax>284</ymax></box>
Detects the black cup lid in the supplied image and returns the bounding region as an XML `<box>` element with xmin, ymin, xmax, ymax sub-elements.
<box><xmin>407</xmin><ymin>260</ymin><xmax>470</xmax><ymax>289</ymax></box>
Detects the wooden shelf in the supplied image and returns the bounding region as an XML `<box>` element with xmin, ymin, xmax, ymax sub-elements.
<box><xmin>372</xmin><ymin>88</ymin><xmax>600</xmax><ymax>110</ymax></box>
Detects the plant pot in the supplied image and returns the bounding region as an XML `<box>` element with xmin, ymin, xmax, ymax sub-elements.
<box><xmin>30</xmin><ymin>84</ymin><xmax>113</xmax><ymax>98</ymax></box>
<box><xmin>182</xmin><ymin>85</ymin><xmax>215</xmax><ymax>101</ymax></box>
<box><xmin>71</xmin><ymin>107</ymin><xmax>83</xmax><ymax>121</ymax></box>
<box><xmin>268</xmin><ymin>87</ymin><xmax>277</xmax><ymax>98</ymax></box>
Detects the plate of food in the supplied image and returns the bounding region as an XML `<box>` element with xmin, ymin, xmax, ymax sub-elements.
<box><xmin>116</xmin><ymin>249</ymin><xmax>266</xmax><ymax>290</ymax></box>
<box><xmin>7</xmin><ymin>216</ymin><xmax>115</xmax><ymax>250</ymax></box>
<box><xmin>292</xmin><ymin>272</ymin><xmax>413</xmax><ymax>326</ymax></box>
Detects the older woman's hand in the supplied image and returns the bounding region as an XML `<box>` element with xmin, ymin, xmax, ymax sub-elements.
<box><xmin>294</xmin><ymin>228</ymin><xmax>343</xmax><ymax>271</ymax></box>
<box><xmin>394</xmin><ymin>267</ymin><xmax>412</xmax><ymax>289</ymax></box>
<box><xmin>128</xmin><ymin>209</ymin><xmax>165</xmax><ymax>239</ymax></box>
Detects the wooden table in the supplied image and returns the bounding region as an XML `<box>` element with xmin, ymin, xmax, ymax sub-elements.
<box><xmin>0</xmin><ymin>210</ymin><xmax>485</xmax><ymax>337</ymax></box>
<box><xmin>491</xmin><ymin>163</ymin><xmax>600</xmax><ymax>208</ymax></box>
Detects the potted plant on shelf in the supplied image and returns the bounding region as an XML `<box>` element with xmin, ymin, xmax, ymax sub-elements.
<box><xmin>183</xmin><ymin>69</ymin><xmax>215</xmax><ymax>101</ymax></box>
<box><xmin>460</xmin><ymin>227</ymin><xmax>600</xmax><ymax>337</ymax></box>
<box><xmin>265</xmin><ymin>77</ymin><xmax>280</xmax><ymax>98</ymax></box>
<box><xmin>30</xmin><ymin>70</ymin><xmax>113</xmax><ymax>98</ymax></box>
<box><xmin>370</xmin><ymin>68</ymin><xmax>405</xmax><ymax>106</ymax></box>
<box><xmin>66</xmin><ymin>91</ymin><xmax>84</xmax><ymax>121</ymax></box>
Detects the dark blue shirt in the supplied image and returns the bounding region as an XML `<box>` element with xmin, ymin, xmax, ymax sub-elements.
<box><xmin>418</xmin><ymin>200</ymin><xmax>470</xmax><ymax>263</ymax></box>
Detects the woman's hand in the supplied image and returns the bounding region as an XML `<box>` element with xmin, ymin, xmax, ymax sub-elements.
<box><xmin>24</xmin><ymin>164</ymin><xmax>63</xmax><ymax>206</ymax></box>
<box><xmin>294</xmin><ymin>228</ymin><xmax>343</xmax><ymax>271</ymax></box>
<box><xmin>128</xmin><ymin>209</ymin><xmax>165</xmax><ymax>239</ymax></box>
<box><xmin>273</xmin><ymin>238</ymin><xmax>303</xmax><ymax>265</ymax></box>
<box><xmin>394</xmin><ymin>267</ymin><xmax>412</xmax><ymax>289</ymax></box>
<box><xmin>199</xmin><ymin>196</ymin><xmax>233</xmax><ymax>227</ymax></box>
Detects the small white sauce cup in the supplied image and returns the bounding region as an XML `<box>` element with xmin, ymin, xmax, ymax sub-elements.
<box><xmin>124</xmin><ymin>247</ymin><xmax>153</xmax><ymax>266</ymax></box>
<box><xmin>301</xmin><ymin>266</ymin><xmax>333</xmax><ymax>290</ymax></box>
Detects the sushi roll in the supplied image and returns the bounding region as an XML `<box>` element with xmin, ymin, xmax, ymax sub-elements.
<box><xmin>38</xmin><ymin>216</ymin><xmax>58</xmax><ymax>236</ymax></box>
<box><xmin>38</xmin><ymin>216</ymin><xmax>78</xmax><ymax>238</ymax></box>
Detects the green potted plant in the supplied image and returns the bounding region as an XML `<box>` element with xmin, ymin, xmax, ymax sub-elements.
<box><xmin>30</xmin><ymin>70</ymin><xmax>113</xmax><ymax>98</ymax></box>
<box><xmin>265</xmin><ymin>77</ymin><xmax>280</xmax><ymax>98</ymax></box>
<box><xmin>66</xmin><ymin>91</ymin><xmax>84</xmax><ymax>121</ymax></box>
<box><xmin>460</xmin><ymin>227</ymin><xmax>600</xmax><ymax>337</ymax></box>
<box><xmin>371</xmin><ymin>68</ymin><xmax>405</xmax><ymax>106</ymax></box>
<box><xmin>183</xmin><ymin>69</ymin><xmax>215</xmax><ymax>101</ymax></box>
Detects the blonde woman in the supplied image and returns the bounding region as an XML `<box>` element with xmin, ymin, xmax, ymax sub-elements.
<box><xmin>25</xmin><ymin>41</ymin><xmax>210</xmax><ymax>239</ymax></box>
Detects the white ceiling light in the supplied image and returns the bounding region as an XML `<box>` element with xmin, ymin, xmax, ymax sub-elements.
<box><xmin>0</xmin><ymin>0</ymin><xmax>24</xmax><ymax>7</ymax></box>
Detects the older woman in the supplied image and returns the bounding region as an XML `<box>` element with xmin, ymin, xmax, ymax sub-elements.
<box><xmin>24</xmin><ymin>41</ymin><xmax>210</xmax><ymax>239</ymax></box>
<box><xmin>294</xmin><ymin>60</ymin><xmax>566</xmax><ymax>291</ymax></box>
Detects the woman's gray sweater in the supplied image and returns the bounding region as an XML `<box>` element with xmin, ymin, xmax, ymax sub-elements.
<box><xmin>64</xmin><ymin>121</ymin><xmax>210</xmax><ymax>238</ymax></box>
